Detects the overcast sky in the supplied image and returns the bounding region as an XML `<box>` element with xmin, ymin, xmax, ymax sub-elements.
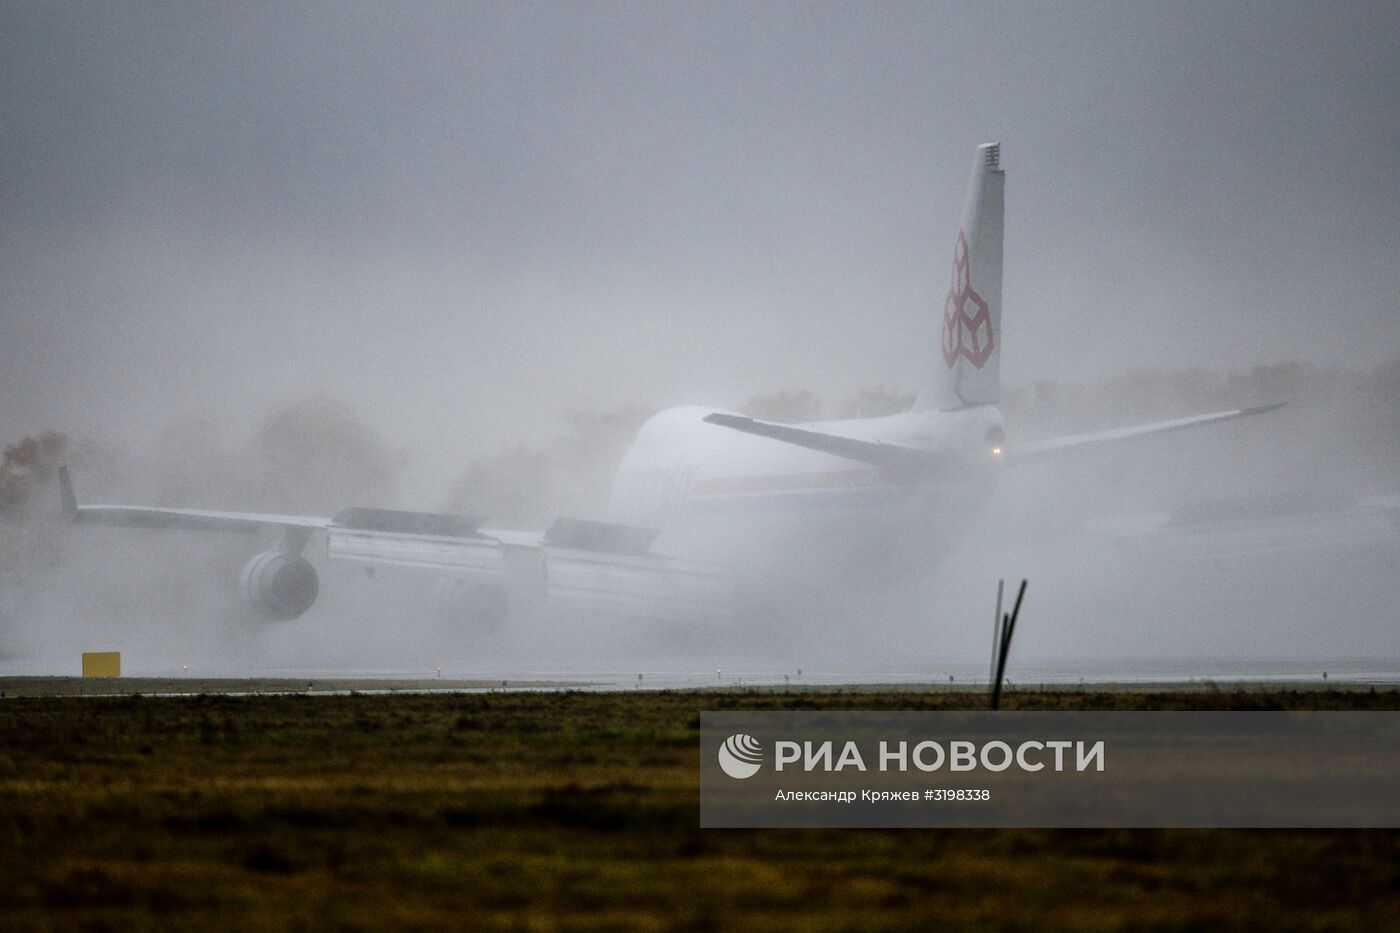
<box><xmin>3</xmin><ymin>1</ymin><xmax>1397</xmax><ymax>491</ymax></box>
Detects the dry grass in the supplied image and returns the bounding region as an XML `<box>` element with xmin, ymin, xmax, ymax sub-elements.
<box><xmin>1</xmin><ymin>688</ymin><xmax>1397</xmax><ymax>930</ymax></box>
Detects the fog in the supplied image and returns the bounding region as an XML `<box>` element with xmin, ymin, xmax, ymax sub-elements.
<box><xmin>2</xmin><ymin>3</ymin><xmax>1397</xmax><ymax>677</ymax></box>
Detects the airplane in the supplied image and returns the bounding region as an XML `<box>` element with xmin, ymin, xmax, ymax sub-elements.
<box><xmin>58</xmin><ymin>144</ymin><xmax>1281</xmax><ymax>634</ymax></box>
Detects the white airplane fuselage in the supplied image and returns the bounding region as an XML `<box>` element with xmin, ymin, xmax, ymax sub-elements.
<box><xmin>608</xmin><ymin>405</ymin><xmax>1004</xmax><ymax>582</ymax></box>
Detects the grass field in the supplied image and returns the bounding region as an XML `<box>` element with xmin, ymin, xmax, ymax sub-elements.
<box><xmin>1</xmin><ymin>686</ymin><xmax>1397</xmax><ymax>931</ymax></box>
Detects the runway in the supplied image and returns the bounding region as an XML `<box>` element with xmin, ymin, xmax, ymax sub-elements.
<box><xmin>3</xmin><ymin>656</ymin><xmax>1397</xmax><ymax>697</ymax></box>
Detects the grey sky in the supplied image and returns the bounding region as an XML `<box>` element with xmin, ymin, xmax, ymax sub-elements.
<box><xmin>3</xmin><ymin>1</ymin><xmax>1397</xmax><ymax>493</ymax></box>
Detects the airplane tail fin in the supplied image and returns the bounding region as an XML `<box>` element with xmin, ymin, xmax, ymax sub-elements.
<box><xmin>919</xmin><ymin>143</ymin><xmax>1005</xmax><ymax>410</ymax></box>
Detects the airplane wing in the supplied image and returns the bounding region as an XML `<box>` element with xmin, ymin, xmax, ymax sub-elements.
<box><xmin>1008</xmin><ymin>403</ymin><xmax>1284</xmax><ymax>465</ymax></box>
<box><xmin>703</xmin><ymin>406</ymin><xmax>1282</xmax><ymax>470</ymax></box>
<box><xmin>58</xmin><ymin>466</ymin><xmax>727</xmax><ymax>621</ymax></box>
<box><xmin>701</xmin><ymin>413</ymin><xmax>951</xmax><ymax>470</ymax></box>
<box><xmin>60</xmin><ymin>466</ymin><xmax>334</xmax><ymax>534</ymax></box>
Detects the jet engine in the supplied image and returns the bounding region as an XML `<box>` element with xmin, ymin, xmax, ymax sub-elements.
<box><xmin>239</xmin><ymin>550</ymin><xmax>319</xmax><ymax>620</ymax></box>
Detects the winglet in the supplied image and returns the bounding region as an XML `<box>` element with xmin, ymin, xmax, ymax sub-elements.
<box><xmin>58</xmin><ymin>465</ymin><xmax>78</xmax><ymax>516</ymax></box>
<box><xmin>1238</xmin><ymin>402</ymin><xmax>1287</xmax><ymax>418</ymax></box>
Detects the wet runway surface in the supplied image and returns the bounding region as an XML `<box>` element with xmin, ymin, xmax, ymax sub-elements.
<box><xmin>5</xmin><ymin>657</ymin><xmax>1397</xmax><ymax>697</ymax></box>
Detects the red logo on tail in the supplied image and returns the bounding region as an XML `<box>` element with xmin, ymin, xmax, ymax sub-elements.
<box><xmin>941</xmin><ymin>231</ymin><xmax>994</xmax><ymax>369</ymax></box>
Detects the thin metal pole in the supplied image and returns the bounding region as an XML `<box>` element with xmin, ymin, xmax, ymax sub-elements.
<box><xmin>990</xmin><ymin>579</ymin><xmax>1004</xmax><ymax>687</ymax></box>
<box><xmin>991</xmin><ymin>579</ymin><xmax>1027</xmax><ymax>711</ymax></box>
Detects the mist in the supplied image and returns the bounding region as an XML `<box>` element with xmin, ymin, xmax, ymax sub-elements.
<box><xmin>2</xmin><ymin>357</ymin><xmax>1396</xmax><ymax>676</ymax></box>
<box><xmin>2</xmin><ymin>3</ymin><xmax>1397</xmax><ymax>678</ymax></box>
